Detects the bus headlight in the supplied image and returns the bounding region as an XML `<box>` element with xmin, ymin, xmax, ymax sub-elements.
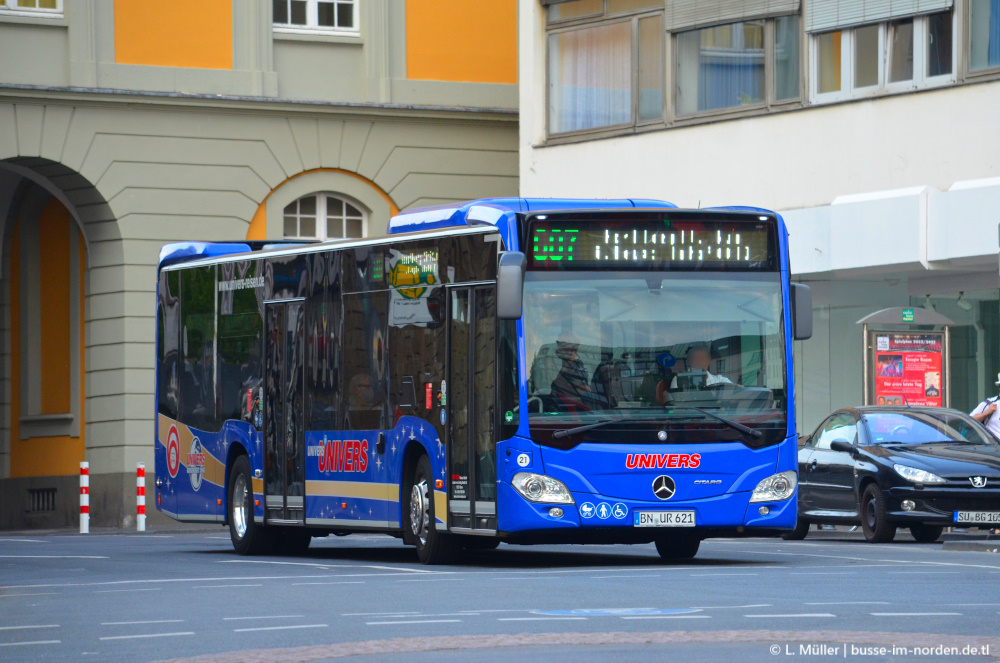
<box><xmin>749</xmin><ymin>470</ymin><xmax>797</xmax><ymax>503</ymax></box>
<box><xmin>512</xmin><ymin>473</ymin><xmax>575</xmax><ymax>504</ymax></box>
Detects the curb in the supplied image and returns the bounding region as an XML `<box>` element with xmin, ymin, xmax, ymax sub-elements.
<box><xmin>941</xmin><ymin>541</ymin><xmax>1000</xmax><ymax>553</ymax></box>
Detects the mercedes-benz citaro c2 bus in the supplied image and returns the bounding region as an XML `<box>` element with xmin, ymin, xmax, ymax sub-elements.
<box><xmin>154</xmin><ymin>198</ymin><xmax>812</xmax><ymax>564</ymax></box>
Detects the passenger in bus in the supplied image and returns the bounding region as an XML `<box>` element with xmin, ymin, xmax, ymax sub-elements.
<box><xmin>550</xmin><ymin>334</ymin><xmax>592</xmax><ymax>408</ymax></box>
<box><xmin>591</xmin><ymin>349</ymin><xmax>624</xmax><ymax>408</ymax></box>
<box><xmin>657</xmin><ymin>344</ymin><xmax>731</xmax><ymax>404</ymax></box>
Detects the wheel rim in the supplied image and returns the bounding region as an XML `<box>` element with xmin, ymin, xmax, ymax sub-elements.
<box><xmin>865</xmin><ymin>495</ymin><xmax>877</xmax><ymax>530</ymax></box>
<box><xmin>410</xmin><ymin>479</ymin><xmax>430</xmax><ymax>545</ymax></box>
<box><xmin>232</xmin><ymin>474</ymin><xmax>248</xmax><ymax>539</ymax></box>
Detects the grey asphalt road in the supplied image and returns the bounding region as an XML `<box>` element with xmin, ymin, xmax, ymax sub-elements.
<box><xmin>1</xmin><ymin>529</ymin><xmax>999</xmax><ymax>663</ymax></box>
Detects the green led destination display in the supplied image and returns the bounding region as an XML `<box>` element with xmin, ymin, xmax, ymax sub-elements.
<box><xmin>529</xmin><ymin>219</ymin><xmax>774</xmax><ymax>270</ymax></box>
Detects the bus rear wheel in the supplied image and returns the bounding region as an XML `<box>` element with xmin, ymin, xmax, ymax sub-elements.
<box><xmin>654</xmin><ymin>535</ymin><xmax>700</xmax><ymax>561</ymax></box>
<box><xmin>228</xmin><ymin>455</ymin><xmax>271</xmax><ymax>555</ymax></box>
<box><xmin>410</xmin><ymin>455</ymin><xmax>457</xmax><ymax>565</ymax></box>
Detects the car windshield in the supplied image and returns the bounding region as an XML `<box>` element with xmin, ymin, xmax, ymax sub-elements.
<box><xmin>863</xmin><ymin>411</ymin><xmax>998</xmax><ymax>446</ymax></box>
<box><xmin>520</xmin><ymin>271</ymin><xmax>787</xmax><ymax>446</ymax></box>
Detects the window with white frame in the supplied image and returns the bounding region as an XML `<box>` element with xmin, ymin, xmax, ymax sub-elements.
<box><xmin>273</xmin><ymin>0</ymin><xmax>357</xmax><ymax>33</ymax></box>
<box><xmin>811</xmin><ymin>10</ymin><xmax>955</xmax><ymax>101</ymax></box>
<box><xmin>0</xmin><ymin>0</ymin><xmax>62</xmax><ymax>17</ymax></box>
<box><xmin>546</xmin><ymin>0</ymin><xmax>664</xmax><ymax>135</ymax></box>
<box><xmin>284</xmin><ymin>194</ymin><xmax>367</xmax><ymax>240</ymax></box>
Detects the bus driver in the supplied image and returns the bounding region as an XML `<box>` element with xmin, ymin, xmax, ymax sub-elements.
<box><xmin>657</xmin><ymin>344</ymin><xmax>732</xmax><ymax>405</ymax></box>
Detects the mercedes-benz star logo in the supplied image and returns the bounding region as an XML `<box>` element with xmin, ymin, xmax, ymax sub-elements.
<box><xmin>970</xmin><ymin>476</ymin><xmax>988</xmax><ymax>488</ymax></box>
<box><xmin>652</xmin><ymin>475</ymin><xmax>676</xmax><ymax>501</ymax></box>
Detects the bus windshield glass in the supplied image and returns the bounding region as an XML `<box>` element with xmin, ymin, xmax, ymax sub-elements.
<box><xmin>522</xmin><ymin>271</ymin><xmax>787</xmax><ymax>447</ymax></box>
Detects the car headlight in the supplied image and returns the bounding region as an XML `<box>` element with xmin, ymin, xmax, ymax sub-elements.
<box><xmin>893</xmin><ymin>464</ymin><xmax>945</xmax><ymax>484</ymax></box>
<box><xmin>750</xmin><ymin>470</ymin><xmax>797</xmax><ymax>503</ymax></box>
<box><xmin>511</xmin><ymin>472</ymin><xmax>574</xmax><ymax>504</ymax></box>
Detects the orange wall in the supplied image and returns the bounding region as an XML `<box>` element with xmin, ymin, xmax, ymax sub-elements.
<box><xmin>114</xmin><ymin>0</ymin><xmax>233</xmax><ymax>70</ymax></box>
<box><xmin>10</xmin><ymin>202</ymin><xmax>87</xmax><ymax>478</ymax></box>
<box><xmin>406</xmin><ymin>0</ymin><xmax>518</xmax><ymax>84</ymax></box>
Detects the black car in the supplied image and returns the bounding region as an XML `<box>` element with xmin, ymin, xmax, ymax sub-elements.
<box><xmin>785</xmin><ymin>406</ymin><xmax>1000</xmax><ymax>543</ymax></box>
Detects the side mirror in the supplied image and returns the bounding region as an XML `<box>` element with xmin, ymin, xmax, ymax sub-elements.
<box><xmin>497</xmin><ymin>251</ymin><xmax>526</xmax><ymax>320</ymax></box>
<box><xmin>830</xmin><ymin>439</ymin><xmax>855</xmax><ymax>456</ymax></box>
<box><xmin>791</xmin><ymin>283</ymin><xmax>813</xmax><ymax>340</ymax></box>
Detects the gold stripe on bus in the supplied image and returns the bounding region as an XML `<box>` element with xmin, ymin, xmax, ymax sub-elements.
<box><xmin>252</xmin><ymin>478</ymin><xmax>263</xmax><ymax>494</ymax></box>
<box><xmin>434</xmin><ymin>489</ymin><xmax>447</xmax><ymax>525</ymax></box>
<box><xmin>306</xmin><ymin>480</ymin><xmax>399</xmax><ymax>503</ymax></box>
<box><xmin>156</xmin><ymin>414</ymin><xmax>225</xmax><ymax>488</ymax></box>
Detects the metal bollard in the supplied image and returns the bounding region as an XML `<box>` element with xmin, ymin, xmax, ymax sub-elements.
<box><xmin>137</xmin><ymin>462</ymin><xmax>146</xmax><ymax>532</ymax></box>
<box><xmin>80</xmin><ymin>462</ymin><xmax>89</xmax><ymax>534</ymax></box>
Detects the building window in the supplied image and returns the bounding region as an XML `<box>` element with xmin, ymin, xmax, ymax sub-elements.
<box><xmin>0</xmin><ymin>0</ymin><xmax>62</xmax><ymax>17</ymax></box>
<box><xmin>547</xmin><ymin>0</ymin><xmax>663</xmax><ymax>135</ymax></box>
<box><xmin>811</xmin><ymin>11</ymin><xmax>954</xmax><ymax>102</ymax></box>
<box><xmin>273</xmin><ymin>0</ymin><xmax>357</xmax><ymax>34</ymax></box>
<box><xmin>675</xmin><ymin>15</ymin><xmax>800</xmax><ymax>118</ymax></box>
<box><xmin>283</xmin><ymin>194</ymin><xmax>367</xmax><ymax>240</ymax></box>
<box><xmin>969</xmin><ymin>0</ymin><xmax>1000</xmax><ymax>72</ymax></box>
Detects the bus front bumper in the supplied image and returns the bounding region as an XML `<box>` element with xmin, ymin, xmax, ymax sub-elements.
<box><xmin>495</xmin><ymin>481</ymin><xmax>797</xmax><ymax>538</ymax></box>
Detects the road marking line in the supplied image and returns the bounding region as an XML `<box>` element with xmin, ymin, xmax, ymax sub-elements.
<box><xmin>192</xmin><ymin>584</ymin><xmax>263</xmax><ymax>589</ymax></box>
<box><xmin>233</xmin><ymin>624</ymin><xmax>328</xmax><ymax>633</ymax></box>
<box><xmin>621</xmin><ymin>615</ymin><xmax>711</xmax><ymax>620</ymax></box>
<box><xmin>0</xmin><ymin>539</ymin><xmax>45</xmax><ymax>543</ymax></box>
<box><xmin>0</xmin><ymin>555</ymin><xmax>108</xmax><ymax>559</ymax></box>
<box><xmin>589</xmin><ymin>575</ymin><xmax>661</xmax><ymax>580</ymax></box>
<box><xmin>0</xmin><ymin>640</ymin><xmax>61</xmax><ymax>647</ymax></box>
<box><xmin>101</xmin><ymin>620</ymin><xmax>184</xmax><ymax>626</ymax></box>
<box><xmin>868</xmin><ymin>612</ymin><xmax>962</xmax><ymax>617</ymax></box>
<box><xmin>223</xmin><ymin>615</ymin><xmax>305</xmax><ymax>621</ymax></box>
<box><xmin>690</xmin><ymin>573</ymin><xmax>758</xmax><ymax>577</ymax></box>
<box><xmin>293</xmin><ymin>582</ymin><xmax>365</xmax><ymax>586</ymax></box>
<box><xmin>94</xmin><ymin>588</ymin><xmax>161</xmax><ymax>594</ymax></box>
<box><xmin>0</xmin><ymin>625</ymin><xmax>58</xmax><ymax>631</ymax></box>
<box><xmin>688</xmin><ymin>604</ymin><xmax>771</xmax><ymax>610</ymax></box>
<box><xmin>789</xmin><ymin>572</ymin><xmax>856</xmax><ymax>576</ymax></box>
<box><xmin>497</xmin><ymin>617</ymin><xmax>587</xmax><ymax>622</ymax></box>
<box><xmin>745</xmin><ymin>613</ymin><xmax>836</xmax><ymax>618</ymax></box>
<box><xmin>396</xmin><ymin>578</ymin><xmax>462</xmax><ymax>583</ymax></box>
<box><xmin>99</xmin><ymin>632</ymin><xmax>195</xmax><ymax>641</ymax></box>
<box><xmin>804</xmin><ymin>601</ymin><xmax>891</xmax><ymax>605</ymax></box>
<box><xmin>343</xmin><ymin>611</ymin><xmax>423</xmax><ymax>616</ymax></box>
<box><xmin>219</xmin><ymin>560</ymin><xmax>438</xmax><ymax>574</ymax></box>
<box><xmin>366</xmin><ymin>619</ymin><xmax>462</xmax><ymax>625</ymax></box>
<box><xmin>0</xmin><ymin>593</ymin><xmax>58</xmax><ymax>597</ymax></box>
<box><xmin>886</xmin><ymin>571</ymin><xmax>961</xmax><ymax>575</ymax></box>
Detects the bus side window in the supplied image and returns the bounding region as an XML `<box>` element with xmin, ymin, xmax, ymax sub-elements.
<box><xmin>158</xmin><ymin>270</ymin><xmax>180</xmax><ymax>421</ymax></box>
<box><xmin>180</xmin><ymin>265</ymin><xmax>218</xmax><ymax>432</ymax></box>
<box><xmin>217</xmin><ymin>260</ymin><xmax>263</xmax><ymax>427</ymax></box>
<box><xmin>306</xmin><ymin>252</ymin><xmax>342</xmax><ymax>432</ymax></box>
<box><xmin>342</xmin><ymin>292</ymin><xmax>389</xmax><ymax>431</ymax></box>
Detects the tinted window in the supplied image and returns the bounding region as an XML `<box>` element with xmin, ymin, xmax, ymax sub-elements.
<box><xmin>157</xmin><ymin>270</ymin><xmax>180</xmax><ymax>420</ymax></box>
<box><xmin>217</xmin><ymin>260</ymin><xmax>263</xmax><ymax>426</ymax></box>
<box><xmin>180</xmin><ymin>266</ymin><xmax>217</xmax><ymax>431</ymax></box>
<box><xmin>499</xmin><ymin>318</ymin><xmax>519</xmax><ymax>439</ymax></box>
<box><xmin>387</xmin><ymin>280</ymin><xmax>446</xmax><ymax>430</ymax></box>
<box><xmin>863</xmin><ymin>411</ymin><xmax>997</xmax><ymax>446</ymax></box>
<box><xmin>306</xmin><ymin>251</ymin><xmax>343</xmax><ymax>431</ymax></box>
<box><xmin>342</xmin><ymin>292</ymin><xmax>389</xmax><ymax>430</ymax></box>
<box><xmin>813</xmin><ymin>413</ymin><xmax>857</xmax><ymax>450</ymax></box>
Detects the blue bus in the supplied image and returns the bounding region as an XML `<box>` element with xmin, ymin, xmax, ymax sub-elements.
<box><xmin>154</xmin><ymin>198</ymin><xmax>812</xmax><ymax>563</ymax></box>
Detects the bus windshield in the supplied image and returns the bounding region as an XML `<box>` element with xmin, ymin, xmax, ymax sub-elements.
<box><xmin>522</xmin><ymin>271</ymin><xmax>787</xmax><ymax>447</ymax></box>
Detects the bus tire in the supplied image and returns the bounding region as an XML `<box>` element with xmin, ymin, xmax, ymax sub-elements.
<box><xmin>654</xmin><ymin>535</ymin><xmax>700</xmax><ymax>561</ymax></box>
<box><xmin>228</xmin><ymin>455</ymin><xmax>271</xmax><ymax>555</ymax></box>
<box><xmin>410</xmin><ymin>455</ymin><xmax>457</xmax><ymax>565</ymax></box>
<box><xmin>781</xmin><ymin>517</ymin><xmax>810</xmax><ymax>540</ymax></box>
<box><xmin>861</xmin><ymin>484</ymin><xmax>896</xmax><ymax>543</ymax></box>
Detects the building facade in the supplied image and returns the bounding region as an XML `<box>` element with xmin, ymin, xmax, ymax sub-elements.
<box><xmin>0</xmin><ymin>0</ymin><xmax>518</xmax><ymax>529</ymax></box>
<box><xmin>520</xmin><ymin>0</ymin><xmax>1000</xmax><ymax>433</ymax></box>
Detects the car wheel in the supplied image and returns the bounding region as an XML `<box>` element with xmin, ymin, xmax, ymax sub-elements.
<box><xmin>654</xmin><ymin>535</ymin><xmax>700</xmax><ymax>560</ymax></box>
<box><xmin>410</xmin><ymin>455</ymin><xmax>458</xmax><ymax>565</ymax></box>
<box><xmin>781</xmin><ymin>517</ymin><xmax>810</xmax><ymax>541</ymax></box>
<box><xmin>860</xmin><ymin>484</ymin><xmax>896</xmax><ymax>543</ymax></box>
<box><xmin>909</xmin><ymin>523</ymin><xmax>943</xmax><ymax>543</ymax></box>
<box><xmin>228</xmin><ymin>455</ymin><xmax>272</xmax><ymax>555</ymax></box>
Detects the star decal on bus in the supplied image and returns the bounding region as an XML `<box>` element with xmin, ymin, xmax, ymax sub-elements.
<box><xmin>375</xmin><ymin>456</ymin><xmax>382</xmax><ymax>471</ymax></box>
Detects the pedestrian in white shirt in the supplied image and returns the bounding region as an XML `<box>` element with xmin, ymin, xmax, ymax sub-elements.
<box><xmin>970</xmin><ymin>372</ymin><xmax>1000</xmax><ymax>439</ymax></box>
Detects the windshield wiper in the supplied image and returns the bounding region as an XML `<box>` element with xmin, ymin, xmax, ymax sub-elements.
<box><xmin>665</xmin><ymin>406</ymin><xmax>763</xmax><ymax>439</ymax></box>
<box><xmin>552</xmin><ymin>417</ymin><xmax>637</xmax><ymax>440</ymax></box>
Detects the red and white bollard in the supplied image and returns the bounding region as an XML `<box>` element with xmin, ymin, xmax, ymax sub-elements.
<box><xmin>137</xmin><ymin>462</ymin><xmax>146</xmax><ymax>532</ymax></box>
<box><xmin>79</xmin><ymin>461</ymin><xmax>89</xmax><ymax>534</ymax></box>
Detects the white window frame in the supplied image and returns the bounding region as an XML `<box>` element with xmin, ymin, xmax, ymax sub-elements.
<box><xmin>0</xmin><ymin>0</ymin><xmax>63</xmax><ymax>19</ymax></box>
<box><xmin>283</xmin><ymin>193</ymin><xmax>368</xmax><ymax>241</ymax></box>
<box><xmin>272</xmin><ymin>0</ymin><xmax>359</xmax><ymax>36</ymax></box>
<box><xmin>811</xmin><ymin>11</ymin><xmax>956</xmax><ymax>104</ymax></box>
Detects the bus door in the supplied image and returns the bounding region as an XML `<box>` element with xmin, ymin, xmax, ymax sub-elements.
<box><xmin>447</xmin><ymin>285</ymin><xmax>498</xmax><ymax>532</ymax></box>
<box><xmin>263</xmin><ymin>300</ymin><xmax>306</xmax><ymax>525</ymax></box>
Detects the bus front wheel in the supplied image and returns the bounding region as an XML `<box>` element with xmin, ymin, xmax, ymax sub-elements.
<box><xmin>654</xmin><ymin>535</ymin><xmax>700</xmax><ymax>561</ymax></box>
<box><xmin>228</xmin><ymin>455</ymin><xmax>271</xmax><ymax>555</ymax></box>
<box><xmin>410</xmin><ymin>455</ymin><xmax>457</xmax><ymax>565</ymax></box>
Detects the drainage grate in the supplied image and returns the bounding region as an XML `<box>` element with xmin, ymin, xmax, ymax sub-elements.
<box><xmin>28</xmin><ymin>488</ymin><xmax>57</xmax><ymax>513</ymax></box>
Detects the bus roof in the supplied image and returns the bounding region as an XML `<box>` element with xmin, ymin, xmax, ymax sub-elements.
<box><xmin>387</xmin><ymin>198</ymin><xmax>678</xmax><ymax>234</ymax></box>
